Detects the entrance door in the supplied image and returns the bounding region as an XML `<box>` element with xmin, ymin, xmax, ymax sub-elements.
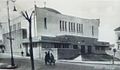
<box><xmin>81</xmin><ymin>45</ymin><xmax>85</xmax><ymax>54</ymax></box>
<box><xmin>88</xmin><ymin>46</ymin><xmax>92</xmax><ymax>54</ymax></box>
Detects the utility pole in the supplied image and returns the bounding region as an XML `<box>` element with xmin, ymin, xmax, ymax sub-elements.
<box><xmin>7</xmin><ymin>0</ymin><xmax>17</xmax><ymax>67</ymax></box>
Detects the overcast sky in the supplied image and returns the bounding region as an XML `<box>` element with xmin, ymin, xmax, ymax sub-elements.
<box><xmin>0</xmin><ymin>0</ymin><xmax>120</xmax><ymax>45</ymax></box>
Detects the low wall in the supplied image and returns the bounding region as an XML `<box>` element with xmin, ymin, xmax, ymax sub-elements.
<box><xmin>58</xmin><ymin>48</ymin><xmax>80</xmax><ymax>59</ymax></box>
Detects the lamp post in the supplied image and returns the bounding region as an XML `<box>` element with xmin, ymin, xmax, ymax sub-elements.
<box><xmin>7</xmin><ymin>0</ymin><xmax>17</xmax><ymax>67</ymax></box>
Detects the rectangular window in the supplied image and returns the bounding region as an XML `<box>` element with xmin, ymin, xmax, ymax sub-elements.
<box><xmin>69</xmin><ymin>22</ymin><xmax>71</xmax><ymax>32</ymax></box>
<box><xmin>13</xmin><ymin>24</ymin><xmax>16</xmax><ymax>31</ymax></box>
<box><xmin>77</xmin><ymin>23</ymin><xmax>78</xmax><ymax>32</ymax></box>
<box><xmin>22</xmin><ymin>29</ymin><xmax>27</xmax><ymax>39</ymax></box>
<box><xmin>92</xmin><ymin>26</ymin><xmax>94</xmax><ymax>36</ymax></box>
<box><xmin>81</xmin><ymin>24</ymin><xmax>83</xmax><ymax>33</ymax></box>
<box><xmin>62</xmin><ymin>21</ymin><xmax>64</xmax><ymax>31</ymax></box>
<box><xmin>60</xmin><ymin>20</ymin><xmax>62</xmax><ymax>31</ymax></box>
<box><xmin>118</xmin><ymin>37</ymin><xmax>120</xmax><ymax>40</ymax></box>
<box><xmin>78</xmin><ymin>24</ymin><xmax>80</xmax><ymax>32</ymax></box>
<box><xmin>18</xmin><ymin>22</ymin><xmax>21</xmax><ymax>30</ymax></box>
<box><xmin>65</xmin><ymin>21</ymin><xmax>67</xmax><ymax>31</ymax></box>
<box><xmin>71</xmin><ymin>22</ymin><xmax>73</xmax><ymax>31</ymax></box>
<box><xmin>44</xmin><ymin>17</ymin><xmax>47</xmax><ymax>29</ymax></box>
<box><xmin>73</xmin><ymin>23</ymin><xmax>75</xmax><ymax>32</ymax></box>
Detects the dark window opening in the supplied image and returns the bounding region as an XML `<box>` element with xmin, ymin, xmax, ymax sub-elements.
<box><xmin>22</xmin><ymin>29</ymin><xmax>27</xmax><ymax>39</ymax></box>
<box><xmin>73</xmin><ymin>45</ymin><xmax>78</xmax><ymax>49</ymax></box>
<box><xmin>44</xmin><ymin>17</ymin><xmax>47</xmax><ymax>29</ymax></box>
<box><xmin>118</xmin><ymin>37</ymin><xmax>120</xmax><ymax>40</ymax></box>
<box><xmin>60</xmin><ymin>20</ymin><xmax>62</xmax><ymax>31</ymax></box>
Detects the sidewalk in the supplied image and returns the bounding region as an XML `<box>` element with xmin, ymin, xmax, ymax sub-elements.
<box><xmin>0</xmin><ymin>53</ymin><xmax>27</xmax><ymax>69</ymax></box>
<box><xmin>0</xmin><ymin>63</ymin><xmax>17</xmax><ymax>69</ymax></box>
<box><xmin>59</xmin><ymin>60</ymin><xmax>120</xmax><ymax>65</ymax></box>
<box><xmin>0</xmin><ymin>53</ymin><xmax>30</xmax><ymax>59</ymax></box>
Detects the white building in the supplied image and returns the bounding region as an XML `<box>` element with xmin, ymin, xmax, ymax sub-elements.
<box><xmin>2</xmin><ymin>6</ymin><xmax>109</xmax><ymax>60</ymax></box>
<box><xmin>115</xmin><ymin>27</ymin><xmax>120</xmax><ymax>49</ymax></box>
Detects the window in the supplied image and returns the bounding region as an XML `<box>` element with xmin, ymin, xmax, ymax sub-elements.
<box><xmin>95</xmin><ymin>47</ymin><xmax>100</xmax><ymax>50</ymax></box>
<box><xmin>62</xmin><ymin>21</ymin><xmax>64</xmax><ymax>31</ymax></box>
<box><xmin>77</xmin><ymin>24</ymin><xmax>83</xmax><ymax>33</ymax></box>
<box><xmin>71</xmin><ymin>22</ymin><xmax>73</xmax><ymax>31</ymax></box>
<box><xmin>70</xmin><ymin>22</ymin><xmax>75</xmax><ymax>32</ymax></box>
<box><xmin>18</xmin><ymin>22</ymin><xmax>21</xmax><ymax>30</ymax></box>
<box><xmin>73</xmin><ymin>45</ymin><xmax>78</xmax><ymax>49</ymax></box>
<box><xmin>60</xmin><ymin>20</ymin><xmax>62</xmax><ymax>31</ymax></box>
<box><xmin>59</xmin><ymin>20</ymin><xmax>67</xmax><ymax>31</ymax></box>
<box><xmin>73</xmin><ymin>23</ymin><xmax>75</xmax><ymax>32</ymax></box>
<box><xmin>44</xmin><ymin>17</ymin><xmax>47</xmax><ymax>29</ymax></box>
<box><xmin>63</xmin><ymin>44</ymin><xmax>69</xmax><ymax>48</ymax></box>
<box><xmin>118</xmin><ymin>37</ymin><xmax>120</xmax><ymax>40</ymax></box>
<box><xmin>22</xmin><ymin>29</ymin><xmax>27</xmax><ymax>39</ymax></box>
<box><xmin>32</xmin><ymin>43</ymin><xmax>37</xmax><ymax>47</ymax></box>
<box><xmin>81</xmin><ymin>24</ymin><xmax>83</xmax><ymax>33</ymax></box>
<box><xmin>92</xmin><ymin>26</ymin><xmax>94</xmax><ymax>36</ymax></box>
<box><xmin>65</xmin><ymin>21</ymin><xmax>67</xmax><ymax>31</ymax></box>
<box><xmin>13</xmin><ymin>24</ymin><xmax>16</xmax><ymax>31</ymax></box>
<box><xmin>69</xmin><ymin>22</ymin><xmax>71</xmax><ymax>32</ymax></box>
<box><xmin>77</xmin><ymin>23</ymin><xmax>81</xmax><ymax>33</ymax></box>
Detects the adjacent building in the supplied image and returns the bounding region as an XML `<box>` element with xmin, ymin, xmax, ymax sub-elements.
<box><xmin>2</xmin><ymin>6</ymin><xmax>109</xmax><ymax>60</ymax></box>
<box><xmin>115</xmin><ymin>27</ymin><xmax>120</xmax><ymax>49</ymax></box>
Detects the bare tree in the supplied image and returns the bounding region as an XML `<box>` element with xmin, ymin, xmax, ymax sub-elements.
<box><xmin>21</xmin><ymin>11</ymin><xmax>35</xmax><ymax>70</ymax></box>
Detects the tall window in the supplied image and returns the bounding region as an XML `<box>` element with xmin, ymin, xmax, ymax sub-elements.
<box><xmin>73</xmin><ymin>23</ymin><xmax>75</xmax><ymax>32</ymax></box>
<box><xmin>71</xmin><ymin>22</ymin><xmax>73</xmax><ymax>31</ymax></box>
<box><xmin>77</xmin><ymin>23</ymin><xmax>80</xmax><ymax>33</ymax></box>
<box><xmin>77</xmin><ymin>23</ymin><xmax>83</xmax><ymax>33</ymax></box>
<box><xmin>70</xmin><ymin>22</ymin><xmax>75</xmax><ymax>32</ymax></box>
<box><xmin>92</xmin><ymin>26</ymin><xmax>94</xmax><ymax>36</ymax></box>
<box><xmin>60</xmin><ymin>20</ymin><xmax>62</xmax><ymax>31</ymax></box>
<box><xmin>18</xmin><ymin>22</ymin><xmax>21</xmax><ymax>30</ymax></box>
<box><xmin>65</xmin><ymin>21</ymin><xmax>67</xmax><ymax>31</ymax></box>
<box><xmin>13</xmin><ymin>24</ymin><xmax>16</xmax><ymax>31</ymax></box>
<box><xmin>44</xmin><ymin>17</ymin><xmax>47</xmax><ymax>29</ymax></box>
<box><xmin>62</xmin><ymin>21</ymin><xmax>64</xmax><ymax>31</ymax></box>
<box><xmin>81</xmin><ymin>24</ymin><xmax>83</xmax><ymax>33</ymax></box>
<box><xmin>59</xmin><ymin>20</ymin><xmax>67</xmax><ymax>31</ymax></box>
<box><xmin>69</xmin><ymin>22</ymin><xmax>71</xmax><ymax>32</ymax></box>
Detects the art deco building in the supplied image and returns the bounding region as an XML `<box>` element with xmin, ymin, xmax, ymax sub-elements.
<box><xmin>2</xmin><ymin>6</ymin><xmax>109</xmax><ymax>60</ymax></box>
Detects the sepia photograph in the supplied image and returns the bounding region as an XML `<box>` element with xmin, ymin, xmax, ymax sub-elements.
<box><xmin>0</xmin><ymin>0</ymin><xmax>120</xmax><ymax>70</ymax></box>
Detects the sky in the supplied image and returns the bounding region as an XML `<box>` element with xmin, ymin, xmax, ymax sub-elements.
<box><xmin>0</xmin><ymin>0</ymin><xmax>120</xmax><ymax>45</ymax></box>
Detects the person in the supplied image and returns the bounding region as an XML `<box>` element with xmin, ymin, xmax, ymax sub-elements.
<box><xmin>50</xmin><ymin>53</ymin><xmax>55</xmax><ymax>65</ymax></box>
<box><xmin>45</xmin><ymin>52</ymin><xmax>48</xmax><ymax>65</ymax></box>
<box><xmin>21</xmin><ymin>51</ymin><xmax>24</xmax><ymax>56</ymax></box>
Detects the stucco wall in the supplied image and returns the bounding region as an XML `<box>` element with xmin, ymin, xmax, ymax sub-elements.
<box><xmin>36</xmin><ymin>7</ymin><xmax>99</xmax><ymax>39</ymax></box>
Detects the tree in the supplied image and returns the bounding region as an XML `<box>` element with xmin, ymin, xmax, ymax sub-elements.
<box><xmin>21</xmin><ymin>11</ymin><xmax>35</xmax><ymax>70</ymax></box>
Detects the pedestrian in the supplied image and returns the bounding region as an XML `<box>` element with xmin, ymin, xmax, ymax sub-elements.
<box><xmin>45</xmin><ymin>52</ymin><xmax>48</xmax><ymax>65</ymax></box>
<box><xmin>47</xmin><ymin>51</ymin><xmax>51</xmax><ymax>63</ymax></box>
<box><xmin>50</xmin><ymin>53</ymin><xmax>55</xmax><ymax>65</ymax></box>
<box><xmin>21</xmin><ymin>51</ymin><xmax>24</xmax><ymax>56</ymax></box>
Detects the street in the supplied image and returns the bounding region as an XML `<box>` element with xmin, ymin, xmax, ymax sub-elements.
<box><xmin>0</xmin><ymin>57</ymin><xmax>120</xmax><ymax>70</ymax></box>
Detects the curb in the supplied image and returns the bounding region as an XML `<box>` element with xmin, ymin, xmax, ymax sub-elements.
<box><xmin>59</xmin><ymin>61</ymin><xmax>120</xmax><ymax>66</ymax></box>
<box><xmin>0</xmin><ymin>64</ymin><xmax>18</xmax><ymax>69</ymax></box>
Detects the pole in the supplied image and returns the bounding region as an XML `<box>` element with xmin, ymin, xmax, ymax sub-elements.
<box><xmin>21</xmin><ymin>11</ymin><xmax>35</xmax><ymax>70</ymax></box>
<box><xmin>29</xmin><ymin>20</ymin><xmax>35</xmax><ymax>70</ymax></box>
<box><xmin>7</xmin><ymin>0</ymin><xmax>15</xmax><ymax>66</ymax></box>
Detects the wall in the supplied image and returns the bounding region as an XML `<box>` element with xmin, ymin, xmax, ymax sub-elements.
<box><xmin>36</xmin><ymin>7</ymin><xmax>99</xmax><ymax>39</ymax></box>
<box><xmin>3</xmin><ymin>29</ymin><xmax>25</xmax><ymax>55</ymax></box>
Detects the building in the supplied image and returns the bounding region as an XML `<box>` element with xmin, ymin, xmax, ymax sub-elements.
<box><xmin>2</xmin><ymin>6</ymin><xmax>109</xmax><ymax>60</ymax></box>
<box><xmin>114</xmin><ymin>27</ymin><xmax>120</xmax><ymax>49</ymax></box>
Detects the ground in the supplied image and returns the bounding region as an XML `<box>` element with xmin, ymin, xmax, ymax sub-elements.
<box><xmin>0</xmin><ymin>57</ymin><xmax>120</xmax><ymax>70</ymax></box>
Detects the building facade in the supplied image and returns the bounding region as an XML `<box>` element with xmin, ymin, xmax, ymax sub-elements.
<box><xmin>115</xmin><ymin>27</ymin><xmax>120</xmax><ymax>49</ymax></box>
<box><xmin>2</xmin><ymin>6</ymin><xmax>109</xmax><ymax>60</ymax></box>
